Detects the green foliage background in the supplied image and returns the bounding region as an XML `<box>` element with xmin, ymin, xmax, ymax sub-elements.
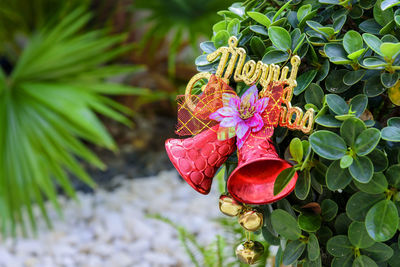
<box><xmin>196</xmin><ymin>0</ymin><xmax>400</xmax><ymax>266</ymax></box>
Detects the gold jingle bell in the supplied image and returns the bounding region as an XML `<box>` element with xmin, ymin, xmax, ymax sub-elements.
<box><xmin>236</xmin><ymin>240</ymin><xmax>264</xmax><ymax>265</ymax></box>
<box><xmin>219</xmin><ymin>194</ymin><xmax>243</xmax><ymax>217</ymax></box>
<box><xmin>238</xmin><ymin>210</ymin><xmax>263</xmax><ymax>232</ymax></box>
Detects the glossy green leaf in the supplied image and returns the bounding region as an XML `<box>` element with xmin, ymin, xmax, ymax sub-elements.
<box><xmin>350</xmin><ymin>94</ymin><xmax>368</xmax><ymax>117</ymax></box>
<box><xmin>227</xmin><ymin>18</ymin><xmax>241</xmax><ymax>36</ymax></box>
<box><xmin>349</xmin><ymin>155</ymin><xmax>374</xmax><ymax>183</ymax></box>
<box><xmin>326</xmin><ymin>70</ymin><xmax>351</xmax><ymax>93</ymax></box>
<box><xmin>343</xmin><ymin>30</ymin><xmax>364</xmax><ymax>54</ymax></box>
<box><xmin>294</xmin><ymin>70</ymin><xmax>318</xmax><ymax>95</ymax></box>
<box><xmin>346</xmin><ymin>192</ymin><xmax>385</xmax><ymax>221</ymax></box>
<box><xmin>374</xmin><ymin>0</ymin><xmax>394</xmax><ymax>26</ymax></box>
<box><xmin>327</xmin><ymin>235</ymin><xmax>353</xmax><ymax>257</ymax></box>
<box><xmin>212</xmin><ymin>30</ymin><xmax>230</xmax><ymax>48</ymax></box>
<box><xmin>305</xmin><ymin>83</ymin><xmax>324</xmax><ymax>109</ymax></box>
<box><xmin>343</xmin><ymin>71</ymin><xmax>366</xmax><ymax>86</ymax></box>
<box><xmin>247</xmin><ymin>11</ymin><xmax>271</xmax><ymax>27</ymax></box>
<box><xmin>365</xmin><ymin>199</ymin><xmax>399</xmax><ymax>242</ymax></box>
<box><xmin>308</xmin><ymin>233</ymin><xmax>320</xmax><ymax>261</ymax></box>
<box><xmin>315</xmin><ymin>115</ymin><xmax>342</xmax><ymax>128</ymax></box>
<box><xmin>352</xmin><ymin>255</ymin><xmax>378</xmax><ymax>267</ymax></box>
<box><xmin>340</xmin><ymin>155</ymin><xmax>354</xmax><ymax>168</ymax></box>
<box><xmin>295</xmin><ymin>171</ymin><xmax>311</xmax><ymax>200</ymax></box>
<box><xmin>361</xmin><ymin>242</ymin><xmax>393</xmax><ymax>262</ymax></box>
<box><xmin>386</xmin><ymin>164</ymin><xmax>400</xmax><ymax>188</ymax></box>
<box><xmin>381</xmin><ymin>126</ymin><xmax>400</xmax><ymax>141</ymax></box>
<box><xmin>364</xmin><ymin>75</ymin><xmax>386</xmax><ymax>97</ymax></box>
<box><xmin>340</xmin><ymin>118</ymin><xmax>367</xmax><ymax>146</ymax></box>
<box><xmin>335</xmin><ymin>213</ymin><xmax>353</xmax><ymax>235</ymax></box>
<box><xmin>348</xmin><ymin>221</ymin><xmax>375</xmax><ymax>248</ymax></box>
<box><xmin>298</xmin><ymin>213</ymin><xmax>321</xmax><ymax>232</ymax></box>
<box><xmin>249</xmin><ymin>25</ymin><xmax>268</xmax><ymax>35</ymax></box>
<box><xmin>380</xmin><ymin>42</ymin><xmax>400</xmax><ymax>60</ymax></box>
<box><xmin>310</xmin><ymin>131</ymin><xmax>347</xmax><ymax>160</ymax></box>
<box><xmin>354</xmin><ymin>173</ymin><xmax>388</xmax><ymax>194</ymax></box>
<box><xmin>367</xmin><ymin>149</ymin><xmax>388</xmax><ymax>172</ymax></box>
<box><xmin>282</xmin><ymin>240</ymin><xmax>306</xmax><ymax>265</ymax></box>
<box><xmin>381</xmin><ymin>0</ymin><xmax>400</xmax><ymax>10</ymax></box>
<box><xmin>321</xmin><ymin>199</ymin><xmax>338</xmax><ymax>221</ymax></box>
<box><xmin>326</xmin><ymin>94</ymin><xmax>349</xmax><ymax>115</ymax></box>
<box><xmin>354</xmin><ymin>128</ymin><xmax>381</xmax><ymax>156</ymax></box>
<box><xmin>363</xmin><ymin>33</ymin><xmax>383</xmax><ymax>55</ymax></box>
<box><xmin>271</xmin><ymin>209</ymin><xmax>301</xmax><ymax>240</ymax></box>
<box><xmin>268</xmin><ymin>26</ymin><xmax>291</xmax><ymax>51</ymax></box>
<box><xmin>290</xmin><ymin>138</ymin><xmax>303</xmax><ymax>163</ymax></box>
<box><xmin>332</xmin><ymin>254</ymin><xmax>354</xmax><ymax>267</ymax></box>
<box><xmin>388</xmin><ymin>243</ymin><xmax>400</xmax><ymax>267</ymax></box>
<box><xmin>250</xmin><ymin>36</ymin><xmax>266</xmax><ymax>58</ymax></box>
<box><xmin>274</xmin><ymin>167</ymin><xmax>296</xmax><ymax>195</ymax></box>
<box><xmin>381</xmin><ymin>72</ymin><xmax>399</xmax><ymax>88</ymax></box>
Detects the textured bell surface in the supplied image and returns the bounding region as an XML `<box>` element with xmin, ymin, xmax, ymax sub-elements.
<box><xmin>235</xmin><ymin>240</ymin><xmax>264</xmax><ymax>265</ymax></box>
<box><xmin>165</xmin><ymin>125</ymin><xmax>236</xmax><ymax>194</ymax></box>
<box><xmin>219</xmin><ymin>194</ymin><xmax>243</xmax><ymax>217</ymax></box>
<box><xmin>238</xmin><ymin>210</ymin><xmax>263</xmax><ymax>232</ymax></box>
<box><xmin>227</xmin><ymin>131</ymin><xmax>298</xmax><ymax>204</ymax></box>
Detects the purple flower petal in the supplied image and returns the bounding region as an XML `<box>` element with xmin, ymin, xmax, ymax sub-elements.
<box><xmin>255</xmin><ymin>97</ymin><xmax>269</xmax><ymax>113</ymax></box>
<box><xmin>209</xmin><ymin>111</ymin><xmax>224</xmax><ymax>121</ymax></box>
<box><xmin>236</xmin><ymin>130</ymin><xmax>251</xmax><ymax>149</ymax></box>
<box><xmin>217</xmin><ymin>107</ymin><xmax>235</xmax><ymax>117</ymax></box>
<box><xmin>220</xmin><ymin>116</ymin><xmax>241</xmax><ymax>127</ymax></box>
<box><xmin>249</xmin><ymin>113</ymin><xmax>264</xmax><ymax>132</ymax></box>
<box><xmin>228</xmin><ymin>97</ymin><xmax>241</xmax><ymax>111</ymax></box>
<box><xmin>240</xmin><ymin>85</ymin><xmax>258</xmax><ymax>106</ymax></box>
<box><xmin>235</xmin><ymin>121</ymin><xmax>250</xmax><ymax>139</ymax></box>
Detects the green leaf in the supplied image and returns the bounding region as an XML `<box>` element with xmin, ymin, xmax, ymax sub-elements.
<box><xmin>350</xmin><ymin>94</ymin><xmax>368</xmax><ymax>117</ymax></box>
<box><xmin>343</xmin><ymin>30</ymin><xmax>364</xmax><ymax>54</ymax></box>
<box><xmin>374</xmin><ymin>0</ymin><xmax>394</xmax><ymax>26</ymax></box>
<box><xmin>361</xmin><ymin>242</ymin><xmax>393</xmax><ymax>262</ymax></box>
<box><xmin>250</xmin><ymin>36</ymin><xmax>266</xmax><ymax>58</ymax></box>
<box><xmin>381</xmin><ymin>126</ymin><xmax>400</xmax><ymax>141</ymax></box>
<box><xmin>261</xmin><ymin>50</ymin><xmax>289</xmax><ymax>64</ymax></box>
<box><xmin>294</xmin><ymin>70</ymin><xmax>318</xmax><ymax>95</ymax></box>
<box><xmin>325</xmin><ymin>70</ymin><xmax>351</xmax><ymax>93</ymax></box>
<box><xmin>380</xmin><ymin>42</ymin><xmax>400</xmax><ymax>60</ymax></box>
<box><xmin>395</xmin><ymin>15</ymin><xmax>400</xmax><ymax>27</ymax></box>
<box><xmin>348</xmin><ymin>222</ymin><xmax>375</xmax><ymax>249</ymax></box>
<box><xmin>274</xmin><ymin>167</ymin><xmax>296</xmax><ymax>196</ymax></box>
<box><xmin>307</xmin><ymin>233</ymin><xmax>320</xmax><ymax>261</ymax></box>
<box><xmin>347</xmin><ymin>48</ymin><xmax>366</xmax><ymax>60</ymax></box>
<box><xmin>335</xmin><ymin>213</ymin><xmax>353</xmax><ymax>235</ymax></box>
<box><xmin>387</xmin><ymin>117</ymin><xmax>400</xmax><ymax>127</ymax></box>
<box><xmin>325</xmin><ymin>43</ymin><xmax>348</xmax><ymax>60</ymax></box>
<box><xmin>249</xmin><ymin>25</ymin><xmax>268</xmax><ymax>35</ymax></box>
<box><xmin>363</xmin><ymin>57</ymin><xmax>387</xmax><ymax>67</ymax></box>
<box><xmin>346</xmin><ymin>192</ymin><xmax>385</xmax><ymax>221</ymax></box>
<box><xmin>282</xmin><ymin>240</ymin><xmax>306</xmax><ymax>265</ymax></box>
<box><xmin>326</xmin><ymin>160</ymin><xmax>353</xmax><ymax>190</ymax></box>
<box><xmin>367</xmin><ymin>149</ymin><xmax>388</xmax><ymax>172</ymax></box>
<box><xmin>354</xmin><ymin>128</ymin><xmax>381</xmax><ymax>156</ymax></box>
<box><xmin>297</xmin><ymin>4</ymin><xmax>312</xmax><ymax>22</ymax></box>
<box><xmin>305</xmin><ymin>83</ymin><xmax>324</xmax><ymax>109</ymax></box>
<box><xmin>326</xmin><ymin>94</ymin><xmax>349</xmax><ymax>115</ymax></box>
<box><xmin>340</xmin><ymin>155</ymin><xmax>353</xmax><ymax>168</ymax></box>
<box><xmin>227</xmin><ymin>18</ymin><xmax>241</xmax><ymax>36</ymax></box>
<box><xmin>298</xmin><ymin>213</ymin><xmax>321</xmax><ymax>232</ymax></box>
<box><xmin>247</xmin><ymin>11</ymin><xmax>271</xmax><ymax>27</ymax></box>
<box><xmin>381</xmin><ymin>0</ymin><xmax>400</xmax><ymax>10</ymax></box>
<box><xmin>349</xmin><ymin>155</ymin><xmax>374</xmax><ymax>183</ymax></box>
<box><xmin>268</xmin><ymin>26</ymin><xmax>291</xmax><ymax>51</ymax></box>
<box><xmin>295</xmin><ymin>171</ymin><xmax>311</xmax><ymax>200</ymax></box>
<box><xmin>354</xmin><ymin>173</ymin><xmax>388</xmax><ymax>194</ymax></box>
<box><xmin>290</xmin><ymin>138</ymin><xmax>303</xmax><ymax>163</ymax></box>
<box><xmin>332</xmin><ymin>254</ymin><xmax>354</xmax><ymax>267</ymax></box>
<box><xmin>321</xmin><ymin>199</ymin><xmax>338</xmax><ymax>221</ymax></box>
<box><xmin>365</xmin><ymin>199</ymin><xmax>399</xmax><ymax>241</ymax></box>
<box><xmin>381</xmin><ymin>72</ymin><xmax>399</xmax><ymax>88</ymax></box>
<box><xmin>271</xmin><ymin>209</ymin><xmax>301</xmax><ymax>240</ymax></box>
<box><xmin>388</xmin><ymin>243</ymin><xmax>400</xmax><ymax>267</ymax></box>
<box><xmin>327</xmin><ymin>235</ymin><xmax>353</xmax><ymax>257</ymax></box>
<box><xmin>309</xmin><ymin>131</ymin><xmax>347</xmax><ymax>160</ymax></box>
<box><xmin>364</xmin><ymin>75</ymin><xmax>386</xmax><ymax>97</ymax></box>
<box><xmin>343</xmin><ymin>71</ymin><xmax>366</xmax><ymax>86</ymax></box>
<box><xmin>352</xmin><ymin>255</ymin><xmax>378</xmax><ymax>267</ymax></box>
<box><xmin>212</xmin><ymin>30</ymin><xmax>230</xmax><ymax>48</ymax></box>
<box><xmin>363</xmin><ymin>33</ymin><xmax>383</xmax><ymax>55</ymax></box>
<box><xmin>316</xmin><ymin>115</ymin><xmax>342</xmax><ymax>128</ymax></box>
<box><xmin>386</xmin><ymin>164</ymin><xmax>400</xmax><ymax>188</ymax></box>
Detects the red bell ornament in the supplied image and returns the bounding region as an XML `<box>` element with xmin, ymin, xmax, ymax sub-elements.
<box><xmin>165</xmin><ymin>125</ymin><xmax>236</xmax><ymax>194</ymax></box>
<box><xmin>227</xmin><ymin>131</ymin><xmax>298</xmax><ymax>205</ymax></box>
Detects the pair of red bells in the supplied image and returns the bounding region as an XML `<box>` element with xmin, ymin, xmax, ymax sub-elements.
<box><xmin>165</xmin><ymin>84</ymin><xmax>298</xmax><ymax>205</ymax></box>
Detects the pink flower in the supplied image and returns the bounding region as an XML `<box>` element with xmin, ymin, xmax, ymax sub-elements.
<box><xmin>209</xmin><ymin>85</ymin><xmax>269</xmax><ymax>148</ymax></box>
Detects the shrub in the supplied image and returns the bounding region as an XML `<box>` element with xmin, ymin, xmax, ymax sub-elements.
<box><xmin>195</xmin><ymin>0</ymin><xmax>400</xmax><ymax>265</ymax></box>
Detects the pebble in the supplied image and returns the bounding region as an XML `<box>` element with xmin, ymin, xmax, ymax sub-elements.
<box><xmin>0</xmin><ymin>171</ymin><xmax>226</xmax><ymax>267</ymax></box>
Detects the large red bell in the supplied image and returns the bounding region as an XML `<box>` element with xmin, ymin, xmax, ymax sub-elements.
<box><xmin>227</xmin><ymin>131</ymin><xmax>297</xmax><ymax>205</ymax></box>
<box><xmin>165</xmin><ymin>125</ymin><xmax>236</xmax><ymax>194</ymax></box>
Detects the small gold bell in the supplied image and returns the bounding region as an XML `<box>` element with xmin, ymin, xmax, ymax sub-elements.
<box><xmin>238</xmin><ymin>210</ymin><xmax>263</xmax><ymax>232</ymax></box>
<box><xmin>219</xmin><ymin>194</ymin><xmax>243</xmax><ymax>217</ymax></box>
<box><xmin>236</xmin><ymin>240</ymin><xmax>264</xmax><ymax>265</ymax></box>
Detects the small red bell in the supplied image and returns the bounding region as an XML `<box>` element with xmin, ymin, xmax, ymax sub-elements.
<box><xmin>165</xmin><ymin>125</ymin><xmax>236</xmax><ymax>194</ymax></box>
<box><xmin>227</xmin><ymin>131</ymin><xmax>297</xmax><ymax>204</ymax></box>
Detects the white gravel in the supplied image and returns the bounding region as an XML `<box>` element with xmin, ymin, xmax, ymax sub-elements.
<box><xmin>0</xmin><ymin>170</ymin><xmax>226</xmax><ymax>267</ymax></box>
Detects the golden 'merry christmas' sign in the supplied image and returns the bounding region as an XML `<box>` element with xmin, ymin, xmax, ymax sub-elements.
<box><xmin>185</xmin><ymin>36</ymin><xmax>314</xmax><ymax>134</ymax></box>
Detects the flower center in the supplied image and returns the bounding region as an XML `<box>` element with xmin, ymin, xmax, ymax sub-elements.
<box><xmin>239</xmin><ymin>102</ymin><xmax>255</xmax><ymax>120</ymax></box>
